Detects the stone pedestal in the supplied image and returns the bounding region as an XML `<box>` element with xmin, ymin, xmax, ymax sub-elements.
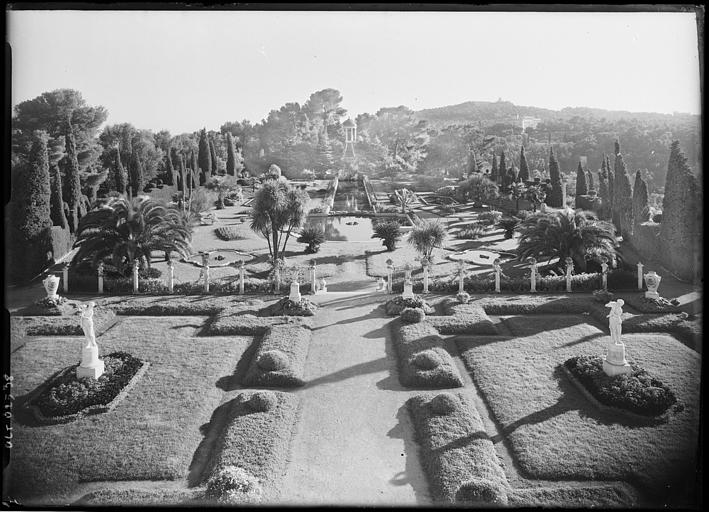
<box><xmin>603</xmin><ymin>343</ymin><xmax>632</xmax><ymax>377</ymax></box>
<box><xmin>402</xmin><ymin>279</ymin><xmax>414</xmax><ymax>299</ymax></box>
<box><xmin>376</xmin><ymin>278</ymin><xmax>385</xmax><ymax>291</ymax></box>
<box><xmin>289</xmin><ymin>281</ymin><xmax>302</xmax><ymax>302</ymax></box>
<box><xmin>319</xmin><ymin>278</ymin><xmax>327</xmax><ymax>293</ymax></box>
<box><xmin>77</xmin><ymin>345</ymin><xmax>105</xmax><ymax>379</ymax></box>
<box><xmin>43</xmin><ymin>275</ymin><xmax>60</xmax><ymax>300</ymax></box>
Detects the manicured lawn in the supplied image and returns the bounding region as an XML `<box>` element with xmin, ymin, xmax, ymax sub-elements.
<box><xmin>9</xmin><ymin>316</ymin><xmax>252</xmax><ymax>504</ymax></box>
<box><xmin>457</xmin><ymin>314</ymin><xmax>701</xmax><ymax>501</ymax></box>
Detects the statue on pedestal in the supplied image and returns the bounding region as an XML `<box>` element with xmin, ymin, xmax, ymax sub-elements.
<box><xmin>603</xmin><ymin>299</ymin><xmax>631</xmax><ymax>376</ymax></box>
<box><xmin>79</xmin><ymin>302</ymin><xmax>97</xmax><ymax>349</ymax></box>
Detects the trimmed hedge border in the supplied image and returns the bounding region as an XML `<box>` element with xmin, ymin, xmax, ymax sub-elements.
<box><xmin>394</xmin><ymin>321</ymin><xmax>463</xmax><ymax>389</ymax></box>
<box><xmin>407</xmin><ymin>392</ymin><xmax>510</xmax><ymax>505</ymax></box>
<box><xmin>205</xmin><ymin>312</ymin><xmax>313</xmax><ymax>336</ymax></box>
<box><xmin>203</xmin><ymin>391</ymin><xmax>300</xmax><ymax>501</ymax></box>
<box><xmin>17</xmin><ymin>309</ymin><xmax>118</xmax><ymax>337</ymax></box>
<box><xmin>21</xmin><ymin>358</ymin><xmax>150</xmax><ymax>426</ymax></box>
<box><xmin>242</xmin><ymin>325</ymin><xmax>312</xmax><ymax>387</ymax></box>
<box><xmin>507</xmin><ymin>484</ymin><xmax>638</xmax><ymax>508</ymax></box>
<box><xmin>427</xmin><ymin>298</ymin><xmax>498</xmax><ymax>334</ymax></box>
<box><xmin>76</xmin><ymin>488</ymin><xmax>203</xmax><ymax>506</ymax></box>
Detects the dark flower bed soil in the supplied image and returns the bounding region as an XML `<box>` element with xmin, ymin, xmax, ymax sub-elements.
<box><xmin>30</xmin><ymin>351</ymin><xmax>146</xmax><ymax>419</ymax></box>
<box><xmin>564</xmin><ymin>355</ymin><xmax>678</xmax><ymax>417</ymax></box>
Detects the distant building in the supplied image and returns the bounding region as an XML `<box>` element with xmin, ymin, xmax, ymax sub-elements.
<box><xmin>521</xmin><ymin>116</ymin><xmax>542</xmax><ymax>132</ymax></box>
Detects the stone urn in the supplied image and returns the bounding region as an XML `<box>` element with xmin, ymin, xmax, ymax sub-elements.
<box><xmin>644</xmin><ymin>271</ymin><xmax>661</xmax><ymax>299</ymax></box>
<box><xmin>43</xmin><ymin>274</ymin><xmax>60</xmax><ymax>300</ymax></box>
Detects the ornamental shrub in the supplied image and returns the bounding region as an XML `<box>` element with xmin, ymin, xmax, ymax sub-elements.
<box><xmin>257</xmin><ymin>350</ymin><xmax>289</xmax><ymax>372</ymax></box>
<box><xmin>248</xmin><ymin>391</ymin><xmax>278</xmax><ymax>412</ymax></box>
<box><xmin>205</xmin><ymin>466</ymin><xmax>262</xmax><ymax>504</ymax></box>
<box><xmin>385</xmin><ymin>295</ymin><xmax>433</xmax><ymax>315</ymax></box>
<box><xmin>430</xmin><ymin>392</ymin><xmax>459</xmax><ymax>414</ymax></box>
<box><xmin>456</xmin><ymin>292</ymin><xmax>471</xmax><ymax>304</ymax></box>
<box><xmin>215</xmin><ymin>225</ymin><xmax>247</xmax><ymax>241</ymax></box>
<box><xmin>411</xmin><ymin>350</ymin><xmax>443</xmax><ymax>370</ymax></box>
<box><xmin>400</xmin><ymin>307</ymin><xmax>426</xmax><ymax>323</ymax></box>
<box><xmin>478</xmin><ymin>210</ymin><xmax>503</xmax><ymax>226</ymax></box>
<box><xmin>456</xmin><ymin>478</ymin><xmax>508</xmax><ymax>506</ymax></box>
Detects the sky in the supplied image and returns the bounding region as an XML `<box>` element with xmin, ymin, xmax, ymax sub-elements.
<box><xmin>7</xmin><ymin>9</ymin><xmax>702</xmax><ymax>134</ymax></box>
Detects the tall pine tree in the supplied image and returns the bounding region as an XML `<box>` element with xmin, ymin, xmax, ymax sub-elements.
<box><xmin>47</xmin><ymin>136</ymin><xmax>68</xmax><ymax>229</ymax></box>
<box><xmin>547</xmin><ymin>147</ymin><xmax>564</xmax><ymax>207</ymax></box>
<box><xmin>198</xmin><ymin>129</ymin><xmax>212</xmax><ymax>185</ymax></box>
<box><xmin>598</xmin><ymin>171</ymin><xmax>610</xmax><ymax>220</ymax></box>
<box><xmin>575</xmin><ymin>161</ymin><xmax>588</xmax><ymax>197</ymax></box>
<box><xmin>518</xmin><ymin>146</ymin><xmax>530</xmax><ymax>182</ymax></box>
<box><xmin>64</xmin><ymin>126</ymin><xmax>82</xmax><ymax>233</ymax></box>
<box><xmin>586</xmin><ymin>169</ymin><xmax>595</xmax><ymax>192</ymax></box>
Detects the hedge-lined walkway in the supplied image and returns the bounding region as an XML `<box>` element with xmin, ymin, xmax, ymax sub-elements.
<box><xmin>276</xmin><ymin>292</ymin><xmax>432</xmax><ymax>505</ymax></box>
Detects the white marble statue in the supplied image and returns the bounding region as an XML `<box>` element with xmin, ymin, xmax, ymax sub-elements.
<box><xmin>79</xmin><ymin>302</ymin><xmax>97</xmax><ymax>349</ymax></box>
<box><xmin>605</xmin><ymin>299</ymin><xmax>624</xmax><ymax>345</ymax></box>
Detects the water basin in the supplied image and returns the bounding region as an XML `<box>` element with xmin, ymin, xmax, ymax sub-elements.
<box><xmin>305</xmin><ymin>216</ymin><xmax>376</xmax><ymax>242</ymax></box>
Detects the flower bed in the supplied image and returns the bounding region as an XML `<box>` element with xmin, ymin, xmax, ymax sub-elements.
<box><xmin>426</xmin><ymin>299</ymin><xmax>498</xmax><ymax>335</ymax></box>
<box><xmin>22</xmin><ymin>351</ymin><xmax>149</xmax><ymax>425</ymax></box>
<box><xmin>258</xmin><ymin>296</ymin><xmax>317</xmax><ymax>317</ymax></box>
<box><xmin>242</xmin><ymin>325</ymin><xmax>312</xmax><ymax>387</ymax></box>
<box><xmin>384</xmin><ymin>295</ymin><xmax>434</xmax><ymax>316</ymax></box>
<box><xmin>407</xmin><ymin>392</ymin><xmax>510</xmax><ymax>505</ymax></box>
<box><xmin>204</xmin><ymin>311</ymin><xmax>312</xmax><ymax>336</ymax></box>
<box><xmin>393</xmin><ymin>321</ymin><xmax>463</xmax><ymax>389</ymax></box>
<box><xmin>564</xmin><ymin>355</ymin><xmax>678</xmax><ymax>417</ymax></box>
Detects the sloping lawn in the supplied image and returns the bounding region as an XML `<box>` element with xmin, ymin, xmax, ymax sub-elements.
<box><xmin>9</xmin><ymin>316</ymin><xmax>252</xmax><ymax>505</ymax></box>
<box><xmin>457</xmin><ymin>315</ymin><xmax>701</xmax><ymax>501</ymax></box>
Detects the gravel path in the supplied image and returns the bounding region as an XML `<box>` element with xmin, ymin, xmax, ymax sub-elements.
<box><xmin>276</xmin><ymin>293</ymin><xmax>431</xmax><ymax>505</ymax></box>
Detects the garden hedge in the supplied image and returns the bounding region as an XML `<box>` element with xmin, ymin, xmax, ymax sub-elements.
<box><xmin>242</xmin><ymin>325</ymin><xmax>312</xmax><ymax>387</ymax></box>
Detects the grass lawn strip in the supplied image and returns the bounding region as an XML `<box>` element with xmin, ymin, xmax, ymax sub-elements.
<box><xmin>8</xmin><ymin>317</ymin><xmax>252</xmax><ymax>504</ymax></box>
<box><xmin>456</xmin><ymin>315</ymin><xmax>701</xmax><ymax>498</ymax></box>
<box><xmin>507</xmin><ymin>483</ymin><xmax>638</xmax><ymax>508</ymax></box>
<box><xmin>95</xmin><ymin>295</ymin><xmax>266</xmax><ymax>316</ymax></box>
<box><xmin>407</xmin><ymin>392</ymin><xmax>510</xmax><ymax>504</ymax></box>
<box><xmin>204</xmin><ymin>392</ymin><xmax>300</xmax><ymax>502</ymax></box>
<box><xmin>395</xmin><ymin>320</ymin><xmax>464</xmax><ymax>388</ymax></box>
<box><xmin>242</xmin><ymin>325</ymin><xmax>312</xmax><ymax>387</ymax></box>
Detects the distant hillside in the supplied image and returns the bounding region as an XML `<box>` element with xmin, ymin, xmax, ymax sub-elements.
<box><xmin>415</xmin><ymin>100</ymin><xmax>699</xmax><ymax>127</ymax></box>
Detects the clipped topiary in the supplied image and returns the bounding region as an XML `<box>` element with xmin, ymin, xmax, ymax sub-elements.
<box><xmin>429</xmin><ymin>392</ymin><xmax>460</xmax><ymax>415</ymax></box>
<box><xmin>248</xmin><ymin>391</ymin><xmax>278</xmax><ymax>412</ymax></box>
<box><xmin>456</xmin><ymin>478</ymin><xmax>508</xmax><ymax>506</ymax></box>
<box><xmin>257</xmin><ymin>350</ymin><xmax>289</xmax><ymax>372</ymax></box>
<box><xmin>385</xmin><ymin>295</ymin><xmax>434</xmax><ymax>316</ymax></box>
<box><xmin>456</xmin><ymin>291</ymin><xmax>471</xmax><ymax>304</ymax></box>
<box><xmin>400</xmin><ymin>307</ymin><xmax>426</xmax><ymax>323</ymax></box>
<box><xmin>205</xmin><ymin>465</ymin><xmax>262</xmax><ymax>504</ymax></box>
<box><xmin>411</xmin><ymin>349</ymin><xmax>443</xmax><ymax>370</ymax></box>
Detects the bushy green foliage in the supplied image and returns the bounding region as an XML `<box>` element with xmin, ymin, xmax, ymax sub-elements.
<box><xmin>429</xmin><ymin>393</ymin><xmax>459</xmax><ymax>415</ymax></box>
<box><xmin>297</xmin><ymin>226</ymin><xmax>326</xmax><ymax>253</ymax></box>
<box><xmin>35</xmin><ymin>352</ymin><xmax>143</xmax><ymax>418</ymax></box>
<box><xmin>408</xmin><ymin>219</ymin><xmax>446</xmax><ymax>260</ymax></box>
<box><xmin>64</xmin><ymin>129</ymin><xmax>83</xmax><ymax>232</ymax></box>
<box><xmin>247</xmin><ymin>391</ymin><xmax>278</xmax><ymax>412</ymax></box>
<box><xmin>547</xmin><ymin>147</ymin><xmax>564</xmax><ymax>207</ymax></box>
<box><xmin>400</xmin><ymin>307</ymin><xmax>426</xmax><ymax>323</ymax></box>
<box><xmin>457</xmin><ymin>174</ymin><xmax>499</xmax><ymax>205</ymax></box>
<box><xmin>49</xmin><ymin>158</ymin><xmax>68</xmax><ymax>229</ymax></box>
<box><xmin>215</xmin><ymin>225</ymin><xmax>248</xmax><ymax>241</ymax></box>
<box><xmin>72</xmin><ymin>196</ymin><xmax>192</xmax><ymax>275</ymax></box>
<box><xmin>385</xmin><ymin>295</ymin><xmax>434</xmax><ymax>315</ymax></box>
<box><xmin>456</xmin><ymin>478</ymin><xmax>509</xmax><ymax>506</ymax></box>
<box><xmin>412</xmin><ymin>350</ymin><xmax>443</xmax><ymax>370</ymax></box>
<box><xmin>14</xmin><ymin>131</ymin><xmax>52</xmax><ymax>240</ymax></box>
<box><xmin>205</xmin><ymin>466</ymin><xmax>262</xmax><ymax>504</ymax></box>
<box><xmin>205</xmin><ymin>175</ymin><xmax>239</xmax><ymax>209</ymax></box>
<box><xmin>372</xmin><ymin>220</ymin><xmax>402</xmax><ymax>251</ymax></box>
<box><xmin>565</xmin><ymin>355</ymin><xmax>677</xmax><ymax>417</ymax></box>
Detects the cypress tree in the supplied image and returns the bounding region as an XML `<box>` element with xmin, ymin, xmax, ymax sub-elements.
<box><xmin>518</xmin><ymin>146</ymin><xmax>530</xmax><ymax>182</ymax></box>
<box><xmin>598</xmin><ymin>171</ymin><xmax>610</xmax><ymax>220</ymax></box>
<box><xmin>490</xmin><ymin>153</ymin><xmax>499</xmax><ymax>183</ymax></box>
<box><xmin>16</xmin><ymin>131</ymin><xmax>52</xmax><ymax>239</ymax></box>
<box><xmin>209</xmin><ymin>136</ymin><xmax>218</xmax><ymax>175</ymax></box>
<box><xmin>129</xmin><ymin>147</ymin><xmax>145</xmax><ymax>197</ymax></box>
<box><xmin>165</xmin><ymin>148</ymin><xmax>175</xmax><ymax>186</ymax></box>
<box><xmin>619</xmin><ymin>171</ymin><xmax>634</xmax><ymax>238</ymax></box>
<box><xmin>64</xmin><ymin>127</ymin><xmax>82</xmax><ymax>233</ymax></box>
<box><xmin>198</xmin><ymin>129</ymin><xmax>212</xmax><ymax>185</ymax></box>
<box><xmin>547</xmin><ymin>147</ymin><xmax>564</xmax><ymax>207</ymax></box>
<box><xmin>613</xmin><ymin>141</ymin><xmax>631</xmax><ymax>232</ymax></box>
<box><xmin>632</xmin><ymin>170</ymin><xmax>649</xmax><ymax>226</ymax></box>
<box><xmin>226</xmin><ymin>132</ymin><xmax>236</xmax><ymax>176</ymax></box>
<box><xmin>47</xmin><ymin>136</ymin><xmax>68</xmax><ymax>229</ymax></box>
<box><xmin>177</xmin><ymin>154</ymin><xmax>186</xmax><ymax>193</ymax></box>
<box><xmin>191</xmin><ymin>150</ymin><xmax>200</xmax><ymax>188</ymax></box>
<box><xmin>499</xmin><ymin>150</ymin><xmax>507</xmax><ymax>189</ymax></box>
<box><xmin>606</xmin><ymin>155</ymin><xmax>615</xmax><ymax>219</ymax></box>
<box><xmin>575</xmin><ymin>161</ymin><xmax>588</xmax><ymax>197</ymax></box>
<box><xmin>467</xmin><ymin>149</ymin><xmax>478</xmax><ymax>178</ymax></box>
<box><xmin>586</xmin><ymin>169</ymin><xmax>595</xmax><ymax>191</ymax></box>
<box><xmin>114</xmin><ymin>148</ymin><xmax>127</xmax><ymax>194</ymax></box>
<box><xmin>600</xmin><ymin>153</ymin><xmax>608</xmax><ymax>179</ymax></box>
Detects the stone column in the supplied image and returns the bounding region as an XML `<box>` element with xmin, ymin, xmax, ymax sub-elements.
<box><xmin>529</xmin><ymin>258</ymin><xmax>537</xmax><ymax>293</ymax></box>
<box><xmin>421</xmin><ymin>257</ymin><xmax>430</xmax><ymax>294</ymax></box>
<box><xmin>493</xmin><ymin>258</ymin><xmax>501</xmax><ymax>293</ymax></box>
<box><xmin>63</xmin><ymin>263</ymin><xmax>70</xmax><ymax>294</ymax></box>
<box><xmin>457</xmin><ymin>261</ymin><xmax>466</xmax><ymax>293</ymax></box>
<box><xmin>201</xmin><ymin>253</ymin><xmax>210</xmax><ymax>293</ymax></box>
<box><xmin>601</xmin><ymin>260</ymin><xmax>608</xmax><ymax>291</ymax></box>
<box><xmin>636</xmin><ymin>262</ymin><xmax>644</xmax><ymax>290</ymax></box>
<box><xmin>565</xmin><ymin>257</ymin><xmax>574</xmax><ymax>293</ymax></box>
<box><xmin>132</xmin><ymin>260</ymin><xmax>140</xmax><ymax>294</ymax></box>
<box><xmin>238</xmin><ymin>260</ymin><xmax>245</xmax><ymax>295</ymax></box>
<box><xmin>97</xmin><ymin>263</ymin><xmax>104</xmax><ymax>294</ymax></box>
<box><xmin>386</xmin><ymin>259</ymin><xmax>394</xmax><ymax>294</ymax></box>
<box><xmin>167</xmin><ymin>259</ymin><xmax>174</xmax><ymax>293</ymax></box>
<box><xmin>274</xmin><ymin>264</ymin><xmax>281</xmax><ymax>295</ymax></box>
<box><xmin>309</xmin><ymin>262</ymin><xmax>317</xmax><ymax>295</ymax></box>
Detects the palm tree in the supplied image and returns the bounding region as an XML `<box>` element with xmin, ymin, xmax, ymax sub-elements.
<box><xmin>372</xmin><ymin>220</ymin><xmax>402</xmax><ymax>251</ymax></box>
<box><xmin>297</xmin><ymin>226</ymin><xmax>326</xmax><ymax>253</ymax></box>
<box><xmin>71</xmin><ymin>196</ymin><xmax>192</xmax><ymax>275</ymax></box>
<box><xmin>250</xmin><ymin>179</ymin><xmax>309</xmax><ymax>260</ymax></box>
<box><xmin>408</xmin><ymin>219</ymin><xmax>447</xmax><ymax>261</ymax></box>
<box><xmin>516</xmin><ymin>208</ymin><xmax>618</xmax><ymax>272</ymax></box>
<box><xmin>205</xmin><ymin>175</ymin><xmax>240</xmax><ymax>209</ymax></box>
